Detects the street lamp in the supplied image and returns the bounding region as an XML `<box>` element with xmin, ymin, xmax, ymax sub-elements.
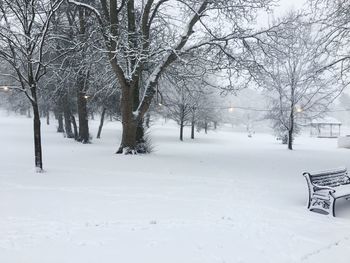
<box><xmin>0</xmin><ymin>86</ymin><xmax>9</xmax><ymax>91</ymax></box>
<box><xmin>296</xmin><ymin>106</ymin><xmax>303</xmax><ymax>113</ymax></box>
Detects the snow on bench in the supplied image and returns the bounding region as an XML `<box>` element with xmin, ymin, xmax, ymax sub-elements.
<box><xmin>303</xmin><ymin>167</ymin><xmax>350</xmax><ymax>217</ymax></box>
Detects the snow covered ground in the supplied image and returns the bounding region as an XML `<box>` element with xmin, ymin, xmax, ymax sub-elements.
<box><xmin>1</xmin><ymin>112</ymin><xmax>350</xmax><ymax>263</ymax></box>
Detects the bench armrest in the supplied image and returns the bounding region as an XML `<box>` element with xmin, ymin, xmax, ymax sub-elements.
<box><xmin>312</xmin><ymin>184</ymin><xmax>336</xmax><ymax>193</ymax></box>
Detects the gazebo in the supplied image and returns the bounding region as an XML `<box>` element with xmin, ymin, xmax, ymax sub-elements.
<box><xmin>310</xmin><ymin>117</ymin><xmax>342</xmax><ymax>138</ymax></box>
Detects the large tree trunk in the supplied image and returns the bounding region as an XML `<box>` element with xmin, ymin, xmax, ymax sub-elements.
<box><xmin>117</xmin><ymin>87</ymin><xmax>138</xmax><ymax>154</ymax></box>
<box><xmin>77</xmin><ymin>81</ymin><xmax>90</xmax><ymax>143</ymax></box>
<box><xmin>63</xmin><ymin>94</ymin><xmax>74</xmax><ymax>138</ymax></box>
<box><xmin>117</xmin><ymin>120</ymin><xmax>138</xmax><ymax>154</ymax></box>
<box><xmin>133</xmin><ymin>78</ymin><xmax>146</xmax><ymax>147</ymax></box>
<box><xmin>76</xmin><ymin>7</ymin><xmax>90</xmax><ymax>144</ymax></box>
<box><xmin>136</xmin><ymin>119</ymin><xmax>145</xmax><ymax>143</ymax></box>
<box><xmin>63</xmin><ymin>107</ymin><xmax>74</xmax><ymax>139</ymax></box>
<box><xmin>97</xmin><ymin>107</ymin><xmax>106</xmax><ymax>139</ymax></box>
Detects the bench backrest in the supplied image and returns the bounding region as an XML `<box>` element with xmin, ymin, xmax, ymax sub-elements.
<box><xmin>306</xmin><ymin>168</ymin><xmax>349</xmax><ymax>187</ymax></box>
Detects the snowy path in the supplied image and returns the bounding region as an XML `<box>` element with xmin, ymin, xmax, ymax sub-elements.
<box><xmin>1</xmin><ymin>113</ymin><xmax>350</xmax><ymax>262</ymax></box>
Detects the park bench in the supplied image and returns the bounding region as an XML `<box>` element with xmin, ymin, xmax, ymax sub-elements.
<box><xmin>303</xmin><ymin>167</ymin><xmax>350</xmax><ymax>216</ymax></box>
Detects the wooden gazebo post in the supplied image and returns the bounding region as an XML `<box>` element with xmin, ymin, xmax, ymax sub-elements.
<box><xmin>330</xmin><ymin>124</ymin><xmax>333</xmax><ymax>137</ymax></box>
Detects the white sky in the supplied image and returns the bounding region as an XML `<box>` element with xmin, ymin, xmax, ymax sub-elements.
<box><xmin>256</xmin><ymin>0</ymin><xmax>307</xmax><ymax>27</ymax></box>
<box><xmin>272</xmin><ymin>0</ymin><xmax>307</xmax><ymax>14</ymax></box>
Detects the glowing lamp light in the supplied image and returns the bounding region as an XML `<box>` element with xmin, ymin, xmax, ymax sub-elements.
<box><xmin>2</xmin><ymin>86</ymin><xmax>9</xmax><ymax>91</ymax></box>
<box><xmin>296</xmin><ymin>107</ymin><xmax>303</xmax><ymax>113</ymax></box>
<box><xmin>158</xmin><ymin>102</ymin><xmax>163</xmax><ymax>106</ymax></box>
<box><xmin>228</xmin><ymin>107</ymin><xmax>234</xmax><ymax>113</ymax></box>
<box><xmin>84</xmin><ymin>95</ymin><xmax>90</xmax><ymax>99</ymax></box>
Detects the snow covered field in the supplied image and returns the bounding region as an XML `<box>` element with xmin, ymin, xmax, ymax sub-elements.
<box><xmin>1</xmin><ymin>112</ymin><xmax>350</xmax><ymax>263</ymax></box>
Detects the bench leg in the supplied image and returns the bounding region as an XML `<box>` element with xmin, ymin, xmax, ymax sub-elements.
<box><xmin>331</xmin><ymin>197</ymin><xmax>336</xmax><ymax>217</ymax></box>
<box><xmin>307</xmin><ymin>194</ymin><xmax>311</xmax><ymax>209</ymax></box>
<box><xmin>310</xmin><ymin>195</ymin><xmax>334</xmax><ymax>216</ymax></box>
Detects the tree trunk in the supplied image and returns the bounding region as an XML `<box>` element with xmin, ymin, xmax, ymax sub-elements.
<box><xmin>180</xmin><ymin>119</ymin><xmax>184</xmax><ymax>141</ymax></box>
<box><xmin>117</xmin><ymin>120</ymin><xmax>138</xmax><ymax>154</ymax></box>
<box><xmin>288</xmin><ymin>129</ymin><xmax>293</xmax><ymax>150</ymax></box>
<box><xmin>29</xmin><ymin>82</ymin><xmax>43</xmax><ymax>171</ymax></box>
<box><xmin>64</xmin><ymin>107</ymin><xmax>74</xmax><ymax>138</ymax></box>
<box><xmin>136</xmin><ymin>119</ymin><xmax>145</xmax><ymax>143</ymax></box>
<box><xmin>191</xmin><ymin>116</ymin><xmax>195</xmax><ymax>139</ymax></box>
<box><xmin>204</xmin><ymin>121</ymin><xmax>208</xmax><ymax>134</ymax></box>
<box><xmin>97</xmin><ymin>107</ymin><xmax>106</xmax><ymax>139</ymax></box>
<box><xmin>116</xmin><ymin>79</ymin><xmax>149</xmax><ymax>153</ymax></box>
<box><xmin>57</xmin><ymin>111</ymin><xmax>64</xmax><ymax>133</ymax></box>
<box><xmin>116</xmin><ymin>87</ymin><xmax>138</xmax><ymax>154</ymax></box>
<box><xmin>71</xmin><ymin>115</ymin><xmax>79</xmax><ymax>141</ymax></box>
<box><xmin>32</xmin><ymin>103</ymin><xmax>43</xmax><ymax>171</ymax></box>
<box><xmin>77</xmin><ymin>87</ymin><xmax>90</xmax><ymax>143</ymax></box>
<box><xmin>288</xmin><ymin>114</ymin><xmax>294</xmax><ymax>150</ymax></box>
<box><xmin>46</xmin><ymin>109</ymin><xmax>50</xmax><ymax>125</ymax></box>
<box><xmin>76</xmin><ymin>8</ymin><xmax>90</xmax><ymax>144</ymax></box>
<box><xmin>288</xmin><ymin>100</ymin><xmax>295</xmax><ymax>150</ymax></box>
<box><xmin>133</xmin><ymin>79</ymin><xmax>145</xmax><ymax>146</ymax></box>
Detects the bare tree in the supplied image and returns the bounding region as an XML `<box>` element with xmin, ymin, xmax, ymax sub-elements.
<box><xmin>46</xmin><ymin>2</ymin><xmax>112</xmax><ymax>143</ymax></box>
<box><xmin>258</xmin><ymin>14</ymin><xmax>343</xmax><ymax>150</ymax></box>
<box><xmin>0</xmin><ymin>0</ymin><xmax>64</xmax><ymax>171</ymax></box>
<box><xmin>311</xmin><ymin>0</ymin><xmax>350</xmax><ymax>77</ymax></box>
<box><xmin>162</xmin><ymin>77</ymin><xmax>195</xmax><ymax>141</ymax></box>
<box><xmin>67</xmin><ymin>0</ymin><xmax>273</xmax><ymax>154</ymax></box>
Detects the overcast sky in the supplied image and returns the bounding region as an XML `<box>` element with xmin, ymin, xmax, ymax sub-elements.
<box><xmin>257</xmin><ymin>0</ymin><xmax>307</xmax><ymax>27</ymax></box>
<box><xmin>274</xmin><ymin>0</ymin><xmax>307</xmax><ymax>13</ymax></box>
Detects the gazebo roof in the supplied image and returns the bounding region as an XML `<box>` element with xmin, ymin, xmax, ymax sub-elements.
<box><xmin>311</xmin><ymin>117</ymin><xmax>342</xmax><ymax>125</ymax></box>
